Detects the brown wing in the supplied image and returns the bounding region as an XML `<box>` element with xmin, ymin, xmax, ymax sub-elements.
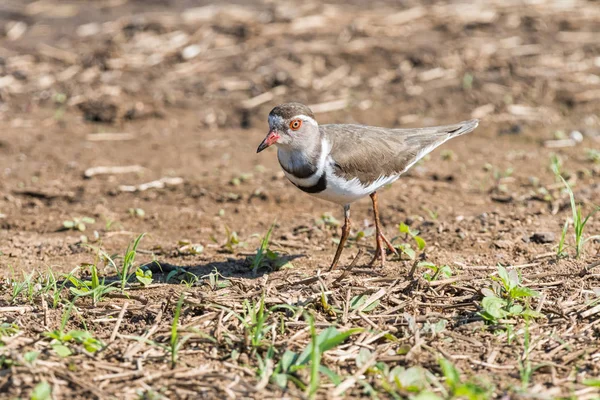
<box><xmin>323</xmin><ymin>120</ymin><xmax>478</xmax><ymax>185</ymax></box>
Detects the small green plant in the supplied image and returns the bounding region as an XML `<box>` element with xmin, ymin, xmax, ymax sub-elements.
<box><xmin>315</xmin><ymin>213</ymin><xmax>340</xmax><ymax>229</ymax></box>
<box><xmin>0</xmin><ymin>323</ymin><xmax>19</xmax><ymax>346</ymax></box>
<box><xmin>271</xmin><ymin>323</ymin><xmax>361</xmax><ymax>391</ymax></box>
<box><xmin>419</xmin><ymin>262</ymin><xmax>452</xmax><ymax>281</ymax></box>
<box><xmin>586</xmin><ymin>148</ymin><xmax>600</xmax><ymax>164</ymax></box>
<box><xmin>247</xmin><ymin>223</ymin><xmax>293</xmax><ymax>275</ymax></box>
<box><xmin>249</xmin><ymin>223</ymin><xmax>276</xmax><ymax>275</ymax></box>
<box><xmin>67</xmin><ymin>264</ymin><xmax>117</xmax><ymax>305</ymax></box>
<box><xmin>98</xmin><ymin>233</ymin><xmax>146</xmax><ymax>291</ymax></box>
<box><xmin>45</xmin><ymin>303</ymin><xmax>104</xmax><ymax>357</ymax></box>
<box><xmin>479</xmin><ymin>265</ymin><xmax>541</xmax><ymax>323</ymax></box>
<box><xmin>556</xmin><ymin>220</ymin><xmax>569</xmax><ymax>258</ymax></box>
<box><xmin>549</xmin><ymin>153</ymin><xmax>562</xmax><ymax>176</ymax></box>
<box><xmin>484</xmin><ymin>163</ymin><xmax>513</xmax><ymax>193</ymax></box>
<box><xmin>9</xmin><ymin>271</ymin><xmax>35</xmax><ymax>304</ymax></box>
<box><xmin>350</xmin><ymin>294</ymin><xmax>380</xmax><ymax>313</ymax></box>
<box><xmin>31</xmin><ymin>380</ymin><xmax>52</xmax><ymax>400</ymax></box>
<box><xmin>243</xmin><ymin>295</ymin><xmax>273</xmax><ymax>350</ymax></box>
<box><xmin>220</xmin><ymin>226</ymin><xmax>245</xmax><ymax>253</ymax></box>
<box><xmin>439</xmin><ymin>358</ymin><xmax>492</xmax><ymax>399</ymax></box>
<box><xmin>558</xmin><ymin>175</ymin><xmax>600</xmax><ymax>258</ymax></box>
<box><xmin>169</xmin><ymin>295</ymin><xmax>185</xmax><ymax>368</ymax></box>
<box><xmin>393</xmin><ymin>222</ymin><xmax>426</xmax><ymax>260</ymax></box>
<box><xmin>177</xmin><ymin>240</ymin><xmax>204</xmax><ymax>255</ymax></box>
<box><xmin>135</xmin><ymin>267</ymin><xmax>153</xmax><ymax>286</ymax></box>
<box><xmin>202</xmin><ymin>268</ymin><xmax>230</xmax><ymax>290</ymax></box>
<box><xmin>62</xmin><ymin>217</ymin><xmax>95</xmax><ymax>232</ymax></box>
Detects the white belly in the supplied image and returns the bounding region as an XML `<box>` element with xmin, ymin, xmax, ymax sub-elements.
<box><xmin>284</xmin><ymin>166</ymin><xmax>399</xmax><ymax>206</ymax></box>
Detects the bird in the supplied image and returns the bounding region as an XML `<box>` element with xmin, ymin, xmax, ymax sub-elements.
<box><xmin>256</xmin><ymin>102</ymin><xmax>479</xmax><ymax>269</ymax></box>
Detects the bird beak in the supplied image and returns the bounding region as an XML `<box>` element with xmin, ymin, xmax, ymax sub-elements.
<box><xmin>256</xmin><ymin>130</ymin><xmax>280</xmax><ymax>153</ymax></box>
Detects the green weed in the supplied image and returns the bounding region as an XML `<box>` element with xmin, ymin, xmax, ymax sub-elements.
<box><xmin>31</xmin><ymin>380</ymin><xmax>52</xmax><ymax>400</ymax></box>
<box><xmin>394</xmin><ymin>222</ymin><xmax>426</xmax><ymax>260</ymax></box>
<box><xmin>247</xmin><ymin>223</ymin><xmax>293</xmax><ymax>275</ymax></box>
<box><xmin>45</xmin><ymin>302</ymin><xmax>104</xmax><ymax>357</ymax></box>
<box><xmin>586</xmin><ymin>148</ymin><xmax>600</xmax><ymax>164</ymax></box>
<box><xmin>439</xmin><ymin>358</ymin><xmax>492</xmax><ymax>399</ymax></box>
<box><xmin>558</xmin><ymin>175</ymin><xmax>599</xmax><ymax>258</ymax></box>
<box><xmin>419</xmin><ymin>262</ymin><xmax>452</xmax><ymax>281</ymax></box>
<box><xmin>271</xmin><ymin>323</ymin><xmax>360</xmax><ymax>392</ymax></box>
<box><xmin>479</xmin><ymin>265</ymin><xmax>541</xmax><ymax>323</ymax></box>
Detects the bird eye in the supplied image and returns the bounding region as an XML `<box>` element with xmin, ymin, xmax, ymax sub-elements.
<box><xmin>289</xmin><ymin>119</ymin><xmax>302</xmax><ymax>130</ymax></box>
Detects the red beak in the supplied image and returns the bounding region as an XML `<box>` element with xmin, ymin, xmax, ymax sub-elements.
<box><xmin>257</xmin><ymin>130</ymin><xmax>280</xmax><ymax>153</ymax></box>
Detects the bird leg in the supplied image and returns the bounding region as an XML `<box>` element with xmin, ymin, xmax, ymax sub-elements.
<box><xmin>368</xmin><ymin>192</ymin><xmax>398</xmax><ymax>267</ymax></box>
<box><xmin>330</xmin><ymin>204</ymin><xmax>351</xmax><ymax>270</ymax></box>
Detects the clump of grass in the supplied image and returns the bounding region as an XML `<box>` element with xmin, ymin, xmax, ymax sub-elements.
<box><xmin>247</xmin><ymin>223</ymin><xmax>293</xmax><ymax>275</ymax></box>
<box><xmin>479</xmin><ymin>265</ymin><xmax>541</xmax><ymax>323</ymax></box>
<box><xmin>66</xmin><ymin>263</ymin><xmax>118</xmax><ymax>306</ymax></box>
<box><xmin>169</xmin><ymin>295</ymin><xmax>185</xmax><ymax>368</ymax></box>
<box><xmin>558</xmin><ymin>175</ymin><xmax>599</xmax><ymax>258</ymax></box>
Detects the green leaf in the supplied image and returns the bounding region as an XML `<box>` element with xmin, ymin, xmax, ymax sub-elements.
<box><xmin>439</xmin><ymin>358</ymin><xmax>461</xmax><ymax>390</ymax></box>
<box><xmin>319</xmin><ymin>365</ymin><xmax>341</xmax><ymax>385</ymax></box>
<box><xmin>396</xmin><ymin>243</ymin><xmax>416</xmax><ymax>260</ymax></box>
<box><xmin>414</xmin><ymin>236</ymin><xmax>426</xmax><ymax>250</ymax></box>
<box><xmin>52</xmin><ymin>344</ymin><xmax>72</xmax><ymax>358</ymax></box>
<box><xmin>510</xmin><ymin>286</ymin><xmax>539</xmax><ymax>298</ymax></box>
<box><xmin>272</xmin><ymin>373</ymin><xmax>288</xmax><ymax>388</ymax></box>
<box><xmin>399</xmin><ymin>223</ymin><xmax>411</xmax><ymax>235</ymax></box>
<box><xmin>297</xmin><ymin>327</ymin><xmax>362</xmax><ymax>365</ymax></box>
<box><xmin>350</xmin><ymin>294</ymin><xmax>380</xmax><ymax>312</ymax></box>
<box><xmin>63</xmin><ymin>221</ymin><xmax>75</xmax><ymax>229</ymax></box>
<box><xmin>356</xmin><ymin>348</ymin><xmax>372</xmax><ymax>368</ymax></box>
<box><xmin>24</xmin><ymin>351</ymin><xmax>39</xmax><ymax>363</ymax></box>
<box><xmin>279</xmin><ymin>350</ymin><xmax>298</xmax><ymax>372</ymax></box>
<box><xmin>508</xmin><ymin>304</ymin><xmax>523</xmax><ymax>315</ymax></box>
<box><xmin>481</xmin><ymin>296</ymin><xmax>508</xmax><ymax>319</ymax></box>
<box><xmin>497</xmin><ymin>265</ymin><xmax>510</xmax><ymax>290</ymax></box>
<box><xmin>31</xmin><ymin>381</ymin><xmax>52</xmax><ymax>400</ymax></box>
<box><xmin>135</xmin><ymin>269</ymin><xmax>153</xmax><ymax>286</ymax></box>
<box><xmin>390</xmin><ymin>366</ymin><xmax>428</xmax><ymax>392</ymax></box>
<box><xmin>583</xmin><ymin>379</ymin><xmax>600</xmax><ymax>387</ymax></box>
<box><xmin>521</xmin><ymin>309</ymin><xmax>544</xmax><ymax>319</ymax></box>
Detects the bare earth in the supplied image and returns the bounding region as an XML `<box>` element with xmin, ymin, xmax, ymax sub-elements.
<box><xmin>1</xmin><ymin>0</ymin><xmax>600</xmax><ymax>399</ymax></box>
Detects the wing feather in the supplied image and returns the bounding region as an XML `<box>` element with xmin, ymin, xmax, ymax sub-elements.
<box><xmin>323</xmin><ymin>120</ymin><xmax>478</xmax><ymax>185</ymax></box>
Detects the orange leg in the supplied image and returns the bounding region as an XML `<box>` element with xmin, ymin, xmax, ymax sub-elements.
<box><xmin>330</xmin><ymin>205</ymin><xmax>351</xmax><ymax>270</ymax></box>
<box><xmin>368</xmin><ymin>192</ymin><xmax>398</xmax><ymax>267</ymax></box>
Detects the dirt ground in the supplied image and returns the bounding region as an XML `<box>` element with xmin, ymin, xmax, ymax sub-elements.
<box><xmin>1</xmin><ymin>0</ymin><xmax>600</xmax><ymax>399</ymax></box>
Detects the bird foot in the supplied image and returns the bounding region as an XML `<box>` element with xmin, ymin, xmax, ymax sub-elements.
<box><xmin>368</xmin><ymin>231</ymin><xmax>397</xmax><ymax>267</ymax></box>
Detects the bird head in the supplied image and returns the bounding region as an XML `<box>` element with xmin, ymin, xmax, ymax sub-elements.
<box><xmin>257</xmin><ymin>102</ymin><xmax>319</xmax><ymax>153</ymax></box>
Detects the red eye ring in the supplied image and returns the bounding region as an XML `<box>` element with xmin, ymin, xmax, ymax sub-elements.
<box><xmin>290</xmin><ymin>119</ymin><xmax>302</xmax><ymax>130</ymax></box>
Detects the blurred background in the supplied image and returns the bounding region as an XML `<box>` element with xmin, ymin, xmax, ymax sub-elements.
<box><xmin>0</xmin><ymin>0</ymin><xmax>599</xmax><ymax>269</ymax></box>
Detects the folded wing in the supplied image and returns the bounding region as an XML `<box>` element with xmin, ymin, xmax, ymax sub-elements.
<box><xmin>324</xmin><ymin>119</ymin><xmax>479</xmax><ymax>185</ymax></box>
